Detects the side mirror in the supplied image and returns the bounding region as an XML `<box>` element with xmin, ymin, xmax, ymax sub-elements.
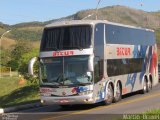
<box><xmin>88</xmin><ymin>55</ymin><xmax>94</xmax><ymax>71</ymax></box>
<box><xmin>28</xmin><ymin>57</ymin><xmax>38</xmax><ymax>76</ymax></box>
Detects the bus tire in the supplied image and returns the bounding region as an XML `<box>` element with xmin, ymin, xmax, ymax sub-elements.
<box><xmin>148</xmin><ymin>76</ymin><xmax>153</xmax><ymax>92</ymax></box>
<box><xmin>113</xmin><ymin>82</ymin><xmax>122</xmax><ymax>103</ymax></box>
<box><xmin>141</xmin><ymin>78</ymin><xmax>148</xmax><ymax>94</ymax></box>
<box><xmin>104</xmin><ymin>84</ymin><xmax>113</xmax><ymax>105</ymax></box>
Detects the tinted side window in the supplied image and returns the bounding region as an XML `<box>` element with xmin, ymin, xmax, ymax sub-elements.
<box><xmin>94</xmin><ymin>23</ymin><xmax>104</xmax><ymax>45</ymax></box>
<box><xmin>94</xmin><ymin>58</ymin><xmax>103</xmax><ymax>83</ymax></box>
<box><xmin>94</xmin><ymin>57</ymin><xmax>100</xmax><ymax>83</ymax></box>
<box><xmin>107</xmin><ymin>58</ymin><xmax>143</xmax><ymax>77</ymax></box>
<box><xmin>105</xmin><ymin>24</ymin><xmax>155</xmax><ymax>45</ymax></box>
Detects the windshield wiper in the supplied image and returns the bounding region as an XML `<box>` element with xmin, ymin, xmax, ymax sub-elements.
<box><xmin>56</xmin><ymin>74</ymin><xmax>66</xmax><ymax>85</ymax></box>
<box><xmin>51</xmin><ymin>81</ymin><xmax>63</xmax><ymax>85</ymax></box>
<box><xmin>42</xmin><ymin>79</ymin><xmax>62</xmax><ymax>85</ymax></box>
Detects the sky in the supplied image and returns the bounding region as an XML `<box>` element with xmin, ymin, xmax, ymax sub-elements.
<box><xmin>0</xmin><ymin>0</ymin><xmax>160</xmax><ymax>25</ymax></box>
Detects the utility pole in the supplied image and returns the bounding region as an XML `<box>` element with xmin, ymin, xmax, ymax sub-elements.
<box><xmin>95</xmin><ymin>0</ymin><xmax>102</xmax><ymax>20</ymax></box>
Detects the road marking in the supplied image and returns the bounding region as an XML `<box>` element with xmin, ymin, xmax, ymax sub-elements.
<box><xmin>42</xmin><ymin>92</ymin><xmax>160</xmax><ymax>120</ymax></box>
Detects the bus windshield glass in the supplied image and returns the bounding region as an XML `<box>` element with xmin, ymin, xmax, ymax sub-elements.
<box><xmin>40</xmin><ymin>25</ymin><xmax>92</xmax><ymax>51</ymax></box>
<box><xmin>40</xmin><ymin>56</ymin><xmax>92</xmax><ymax>86</ymax></box>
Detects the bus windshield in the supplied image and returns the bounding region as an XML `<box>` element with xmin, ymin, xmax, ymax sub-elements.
<box><xmin>40</xmin><ymin>25</ymin><xmax>92</xmax><ymax>51</ymax></box>
<box><xmin>40</xmin><ymin>56</ymin><xmax>92</xmax><ymax>86</ymax></box>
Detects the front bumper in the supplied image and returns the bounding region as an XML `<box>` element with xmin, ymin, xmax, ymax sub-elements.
<box><xmin>40</xmin><ymin>93</ymin><xmax>94</xmax><ymax>105</ymax></box>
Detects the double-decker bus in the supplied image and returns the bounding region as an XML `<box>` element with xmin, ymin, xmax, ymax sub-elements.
<box><xmin>28</xmin><ymin>20</ymin><xmax>158</xmax><ymax>107</ymax></box>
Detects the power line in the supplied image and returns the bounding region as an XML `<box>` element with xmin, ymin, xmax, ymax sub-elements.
<box><xmin>82</xmin><ymin>0</ymin><xmax>103</xmax><ymax>20</ymax></box>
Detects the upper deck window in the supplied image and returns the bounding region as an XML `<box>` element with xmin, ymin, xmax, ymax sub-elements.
<box><xmin>40</xmin><ymin>25</ymin><xmax>92</xmax><ymax>51</ymax></box>
<box><xmin>105</xmin><ymin>24</ymin><xmax>155</xmax><ymax>45</ymax></box>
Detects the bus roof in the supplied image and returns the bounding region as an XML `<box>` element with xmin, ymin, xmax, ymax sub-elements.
<box><xmin>45</xmin><ymin>20</ymin><xmax>154</xmax><ymax>32</ymax></box>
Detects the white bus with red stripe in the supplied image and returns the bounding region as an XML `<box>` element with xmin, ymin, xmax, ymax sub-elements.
<box><xmin>28</xmin><ymin>20</ymin><xmax>158</xmax><ymax>107</ymax></box>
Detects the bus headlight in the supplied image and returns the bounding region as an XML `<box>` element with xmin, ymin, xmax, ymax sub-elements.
<box><xmin>78</xmin><ymin>90</ymin><xmax>93</xmax><ymax>96</ymax></box>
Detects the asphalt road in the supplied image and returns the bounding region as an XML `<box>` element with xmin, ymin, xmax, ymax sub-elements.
<box><xmin>2</xmin><ymin>83</ymin><xmax>160</xmax><ymax>120</ymax></box>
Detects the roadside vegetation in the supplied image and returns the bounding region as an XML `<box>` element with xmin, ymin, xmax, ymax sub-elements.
<box><xmin>0</xmin><ymin>39</ymin><xmax>40</xmax><ymax>108</ymax></box>
<box><xmin>0</xmin><ymin>76</ymin><xmax>39</xmax><ymax>108</ymax></box>
<box><xmin>145</xmin><ymin>109</ymin><xmax>160</xmax><ymax>114</ymax></box>
<box><xmin>8</xmin><ymin>28</ymin><xmax>43</xmax><ymax>41</ymax></box>
<box><xmin>118</xmin><ymin>109</ymin><xmax>160</xmax><ymax>120</ymax></box>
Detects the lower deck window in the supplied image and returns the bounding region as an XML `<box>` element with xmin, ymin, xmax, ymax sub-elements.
<box><xmin>107</xmin><ymin>58</ymin><xmax>143</xmax><ymax>77</ymax></box>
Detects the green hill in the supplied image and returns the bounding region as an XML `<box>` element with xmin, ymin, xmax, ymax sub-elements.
<box><xmin>0</xmin><ymin>5</ymin><xmax>160</xmax><ymax>44</ymax></box>
<box><xmin>75</xmin><ymin>6</ymin><xmax>160</xmax><ymax>28</ymax></box>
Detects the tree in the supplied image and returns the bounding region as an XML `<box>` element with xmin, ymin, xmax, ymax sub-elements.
<box><xmin>7</xmin><ymin>40</ymin><xmax>32</xmax><ymax>70</ymax></box>
<box><xmin>0</xmin><ymin>46</ymin><xmax>11</xmax><ymax>67</ymax></box>
<box><xmin>18</xmin><ymin>48</ymin><xmax>39</xmax><ymax>84</ymax></box>
<box><xmin>18</xmin><ymin>48</ymin><xmax>38</xmax><ymax>74</ymax></box>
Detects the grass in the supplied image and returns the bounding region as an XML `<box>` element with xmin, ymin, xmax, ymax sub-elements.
<box><xmin>0</xmin><ymin>37</ymin><xmax>16</xmax><ymax>49</ymax></box>
<box><xmin>117</xmin><ymin>109</ymin><xmax>160</xmax><ymax>120</ymax></box>
<box><xmin>0</xmin><ymin>76</ymin><xmax>20</xmax><ymax>96</ymax></box>
<box><xmin>0</xmin><ymin>76</ymin><xmax>39</xmax><ymax>108</ymax></box>
<box><xmin>144</xmin><ymin>109</ymin><xmax>160</xmax><ymax>114</ymax></box>
<box><xmin>9</xmin><ymin>28</ymin><xmax>42</xmax><ymax>41</ymax></box>
<box><xmin>0</xmin><ymin>28</ymin><xmax>6</xmax><ymax>35</ymax></box>
<box><xmin>18</xmin><ymin>26</ymin><xmax>43</xmax><ymax>32</ymax></box>
<box><xmin>0</xmin><ymin>37</ymin><xmax>40</xmax><ymax>49</ymax></box>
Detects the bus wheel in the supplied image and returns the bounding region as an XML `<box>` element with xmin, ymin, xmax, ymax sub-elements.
<box><xmin>141</xmin><ymin>79</ymin><xmax>148</xmax><ymax>94</ymax></box>
<box><xmin>113</xmin><ymin>82</ymin><xmax>122</xmax><ymax>103</ymax></box>
<box><xmin>104</xmin><ymin>84</ymin><xmax>113</xmax><ymax>105</ymax></box>
<box><xmin>147</xmin><ymin>79</ymin><xmax>152</xmax><ymax>92</ymax></box>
